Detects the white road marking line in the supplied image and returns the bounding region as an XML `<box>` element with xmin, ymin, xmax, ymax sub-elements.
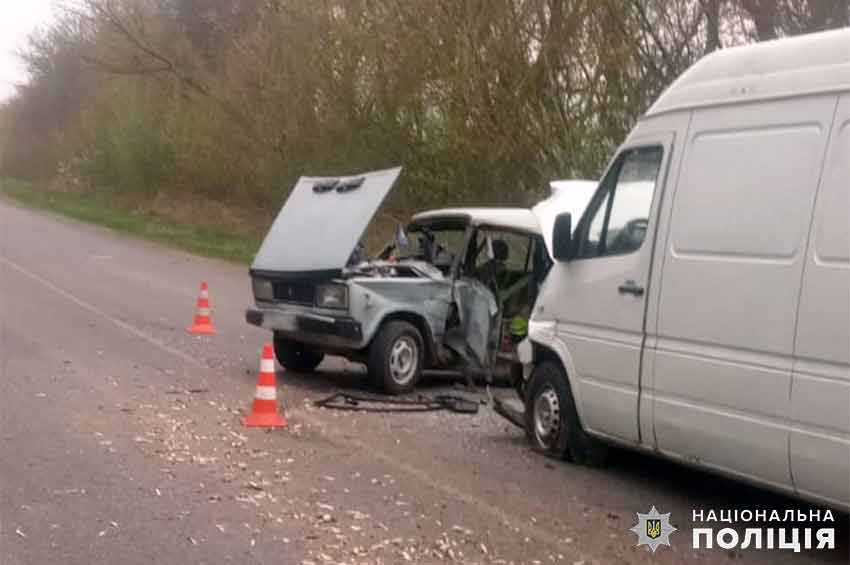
<box><xmin>0</xmin><ymin>253</ymin><xmax>576</xmax><ymax>556</ymax></box>
<box><xmin>0</xmin><ymin>254</ymin><xmax>205</xmax><ymax>369</ymax></box>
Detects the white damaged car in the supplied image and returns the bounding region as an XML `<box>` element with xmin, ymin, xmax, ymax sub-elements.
<box><xmin>246</xmin><ymin>167</ymin><xmax>595</xmax><ymax>394</ymax></box>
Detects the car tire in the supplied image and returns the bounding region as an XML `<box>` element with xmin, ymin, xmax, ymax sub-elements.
<box><xmin>524</xmin><ymin>360</ymin><xmax>608</xmax><ymax>465</ymax></box>
<box><xmin>273</xmin><ymin>335</ymin><xmax>324</xmax><ymax>372</ymax></box>
<box><xmin>368</xmin><ymin>321</ymin><xmax>423</xmax><ymax>395</ymax></box>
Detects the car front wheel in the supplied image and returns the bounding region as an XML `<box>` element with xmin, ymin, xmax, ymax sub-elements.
<box><xmin>273</xmin><ymin>335</ymin><xmax>324</xmax><ymax>372</ymax></box>
<box><xmin>368</xmin><ymin>321</ymin><xmax>423</xmax><ymax>395</ymax></box>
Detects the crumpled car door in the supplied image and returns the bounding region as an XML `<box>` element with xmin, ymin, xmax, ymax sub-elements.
<box><xmin>444</xmin><ymin>278</ymin><xmax>499</xmax><ymax>368</ymax></box>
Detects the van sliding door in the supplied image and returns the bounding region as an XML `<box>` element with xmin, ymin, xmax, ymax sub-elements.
<box><xmin>652</xmin><ymin>95</ymin><xmax>837</xmax><ymax>489</ymax></box>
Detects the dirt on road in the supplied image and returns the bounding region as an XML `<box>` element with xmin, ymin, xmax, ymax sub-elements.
<box><xmin>0</xmin><ymin>199</ymin><xmax>846</xmax><ymax>564</ymax></box>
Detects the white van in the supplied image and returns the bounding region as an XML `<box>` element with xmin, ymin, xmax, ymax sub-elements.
<box><xmin>521</xmin><ymin>29</ymin><xmax>850</xmax><ymax>510</ymax></box>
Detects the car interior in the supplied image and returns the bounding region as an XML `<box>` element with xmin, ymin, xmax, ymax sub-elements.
<box><xmin>464</xmin><ymin>228</ymin><xmax>551</xmax><ymax>355</ymax></box>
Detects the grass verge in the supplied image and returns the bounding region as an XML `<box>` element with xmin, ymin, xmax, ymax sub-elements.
<box><xmin>1</xmin><ymin>179</ymin><xmax>261</xmax><ymax>264</ymax></box>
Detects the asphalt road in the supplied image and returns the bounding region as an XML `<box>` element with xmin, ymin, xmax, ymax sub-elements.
<box><xmin>0</xmin><ymin>198</ymin><xmax>847</xmax><ymax>564</ymax></box>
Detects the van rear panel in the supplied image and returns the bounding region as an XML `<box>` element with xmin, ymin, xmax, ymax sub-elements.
<box><xmin>790</xmin><ymin>94</ymin><xmax>850</xmax><ymax>507</ymax></box>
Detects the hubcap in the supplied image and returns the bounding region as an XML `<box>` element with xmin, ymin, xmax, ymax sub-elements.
<box><xmin>534</xmin><ymin>385</ymin><xmax>561</xmax><ymax>448</ymax></box>
<box><xmin>388</xmin><ymin>336</ymin><xmax>418</xmax><ymax>386</ymax></box>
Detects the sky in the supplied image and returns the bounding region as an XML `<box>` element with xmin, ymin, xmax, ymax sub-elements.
<box><xmin>0</xmin><ymin>0</ymin><xmax>56</xmax><ymax>102</ymax></box>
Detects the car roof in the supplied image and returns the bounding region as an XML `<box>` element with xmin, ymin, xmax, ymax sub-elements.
<box><xmin>645</xmin><ymin>28</ymin><xmax>850</xmax><ymax>118</ymax></box>
<box><xmin>411</xmin><ymin>207</ymin><xmax>540</xmax><ymax>234</ymax></box>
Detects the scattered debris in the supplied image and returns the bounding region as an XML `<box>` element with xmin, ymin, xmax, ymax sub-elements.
<box><xmin>492</xmin><ymin>395</ymin><xmax>525</xmax><ymax>429</ymax></box>
<box><xmin>314</xmin><ymin>392</ymin><xmax>479</xmax><ymax>414</ymax></box>
<box><xmin>166</xmin><ymin>388</ymin><xmax>209</xmax><ymax>395</ymax></box>
<box><xmin>53</xmin><ymin>488</ymin><xmax>86</xmax><ymax>496</ymax></box>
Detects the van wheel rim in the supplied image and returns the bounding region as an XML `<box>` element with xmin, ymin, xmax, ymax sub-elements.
<box><xmin>389</xmin><ymin>336</ymin><xmax>418</xmax><ymax>386</ymax></box>
<box><xmin>534</xmin><ymin>385</ymin><xmax>561</xmax><ymax>448</ymax></box>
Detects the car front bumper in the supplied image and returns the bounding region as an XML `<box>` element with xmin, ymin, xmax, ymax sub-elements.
<box><xmin>246</xmin><ymin>306</ymin><xmax>364</xmax><ymax>350</ymax></box>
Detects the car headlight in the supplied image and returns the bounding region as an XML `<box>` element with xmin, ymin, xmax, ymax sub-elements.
<box><xmin>252</xmin><ymin>278</ymin><xmax>274</xmax><ymax>302</ymax></box>
<box><xmin>315</xmin><ymin>284</ymin><xmax>348</xmax><ymax>309</ymax></box>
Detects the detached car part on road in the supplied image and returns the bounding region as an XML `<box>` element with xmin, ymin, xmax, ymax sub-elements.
<box><xmin>245</xmin><ymin>167</ymin><xmax>595</xmax><ymax>394</ymax></box>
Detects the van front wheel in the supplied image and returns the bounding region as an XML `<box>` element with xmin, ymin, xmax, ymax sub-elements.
<box><xmin>525</xmin><ymin>361</ymin><xmax>607</xmax><ymax>465</ymax></box>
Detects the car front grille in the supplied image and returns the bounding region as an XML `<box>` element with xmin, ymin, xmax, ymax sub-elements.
<box><xmin>272</xmin><ymin>282</ymin><xmax>315</xmax><ymax>305</ymax></box>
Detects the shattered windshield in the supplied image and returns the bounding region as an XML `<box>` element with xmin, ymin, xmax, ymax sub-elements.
<box><xmin>397</xmin><ymin>225</ymin><xmax>467</xmax><ymax>270</ymax></box>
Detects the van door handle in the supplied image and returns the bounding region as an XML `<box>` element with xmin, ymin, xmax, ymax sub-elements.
<box><xmin>618</xmin><ymin>280</ymin><xmax>644</xmax><ymax>296</ymax></box>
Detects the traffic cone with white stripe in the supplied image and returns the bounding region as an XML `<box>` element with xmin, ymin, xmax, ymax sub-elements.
<box><xmin>187</xmin><ymin>281</ymin><xmax>216</xmax><ymax>335</ymax></box>
<box><xmin>243</xmin><ymin>344</ymin><xmax>287</xmax><ymax>428</ymax></box>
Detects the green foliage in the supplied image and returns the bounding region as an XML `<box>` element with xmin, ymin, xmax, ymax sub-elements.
<box><xmin>0</xmin><ymin>0</ymin><xmax>847</xmax><ymax>239</ymax></box>
<box><xmin>2</xmin><ymin>178</ymin><xmax>260</xmax><ymax>263</ymax></box>
<box><xmin>79</xmin><ymin>83</ymin><xmax>176</xmax><ymax>195</ymax></box>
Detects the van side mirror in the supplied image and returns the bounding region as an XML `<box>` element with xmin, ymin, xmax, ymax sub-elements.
<box><xmin>552</xmin><ymin>212</ymin><xmax>573</xmax><ymax>261</ymax></box>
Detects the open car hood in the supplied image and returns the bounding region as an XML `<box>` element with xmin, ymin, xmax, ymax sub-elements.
<box><xmin>251</xmin><ymin>167</ymin><xmax>402</xmax><ymax>280</ymax></box>
<box><xmin>532</xmin><ymin>179</ymin><xmax>597</xmax><ymax>258</ymax></box>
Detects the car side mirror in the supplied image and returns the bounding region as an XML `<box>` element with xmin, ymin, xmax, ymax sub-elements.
<box><xmin>552</xmin><ymin>212</ymin><xmax>573</xmax><ymax>261</ymax></box>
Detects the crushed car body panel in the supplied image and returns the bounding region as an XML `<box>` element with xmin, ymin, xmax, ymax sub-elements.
<box><xmin>349</xmin><ymin>277</ymin><xmax>453</xmax><ymax>350</ymax></box>
<box><xmin>252</xmin><ymin>166</ymin><xmax>402</xmax><ymax>279</ymax></box>
<box><xmin>444</xmin><ymin>277</ymin><xmax>499</xmax><ymax>367</ymax></box>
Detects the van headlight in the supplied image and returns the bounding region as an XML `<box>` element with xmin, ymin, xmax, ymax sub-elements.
<box><xmin>252</xmin><ymin>278</ymin><xmax>274</xmax><ymax>301</ymax></box>
<box><xmin>315</xmin><ymin>284</ymin><xmax>348</xmax><ymax>309</ymax></box>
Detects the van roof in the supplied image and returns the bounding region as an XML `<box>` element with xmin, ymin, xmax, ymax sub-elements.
<box><xmin>645</xmin><ymin>28</ymin><xmax>850</xmax><ymax>117</ymax></box>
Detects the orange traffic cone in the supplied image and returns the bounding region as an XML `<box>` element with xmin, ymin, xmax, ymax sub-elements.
<box><xmin>244</xmin><ymin>344</ymin><xmax>287</xmax><ymax>428</ymax></box>
<box><xmin>187</xmin><ymin>281</ymin><xmax>216</xmax><ymax>335</ymax></box>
